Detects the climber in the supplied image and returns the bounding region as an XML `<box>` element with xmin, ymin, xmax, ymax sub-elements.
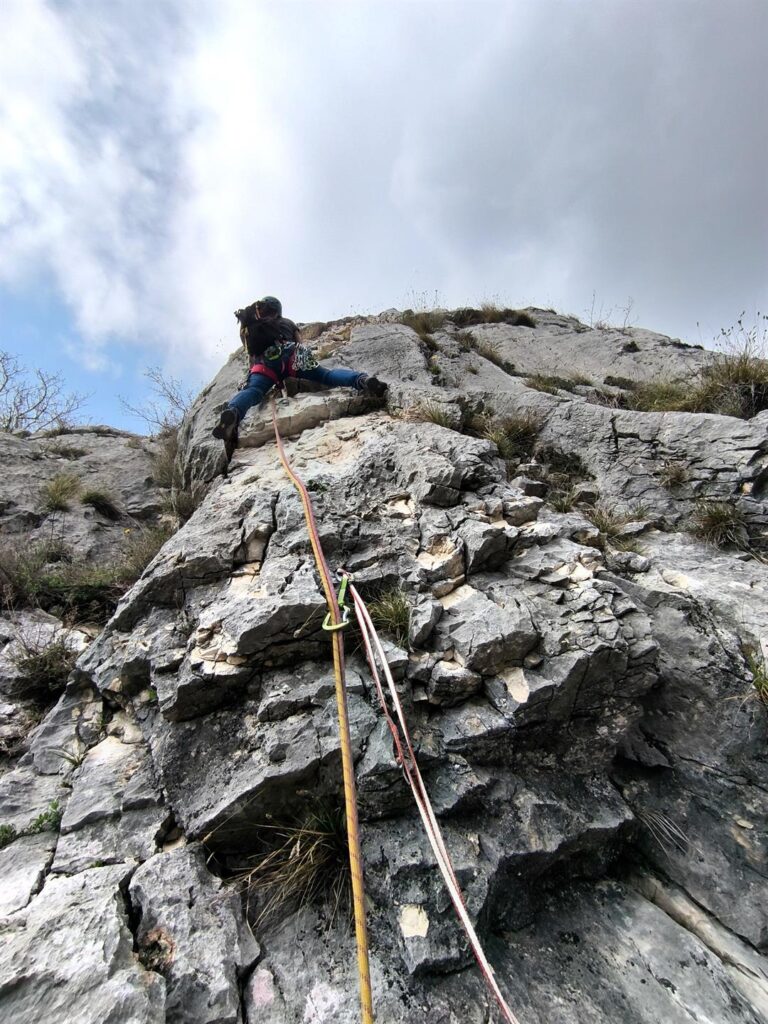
<box><xmin>212</xmin><ymin>296</ymin><xmax>388</xmax><ymax>447</ymax></box>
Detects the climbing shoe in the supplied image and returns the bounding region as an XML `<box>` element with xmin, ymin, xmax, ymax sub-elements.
<box><xmin>212</xmin><ymin>408</ymin><xmax>239</xmax><ymax>442</ymax></box>
<box><xmin>362</xmin><ymin>376</ymin><xmax>388</xmax><ymax>398</ymax></box>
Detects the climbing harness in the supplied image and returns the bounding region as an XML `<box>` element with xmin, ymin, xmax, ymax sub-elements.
<box><xmin>270</xmin><ymin>396</ymin><xmax>374</xmax><ymax>1024</ymax></box>
<box><xmin>269</xmin><ymin>394</ymin><xmax>520</xmax><ymax>1024</ymax></box>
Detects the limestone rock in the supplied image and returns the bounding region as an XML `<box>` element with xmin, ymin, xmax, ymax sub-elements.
<box><xmin>0</xmin><ymin>863</ymin><xmax>165</xmax><ymax>1023</ymax></box>
<box><xmin>129</xmin><ymin>845</ymin><xmax>258</xmax><ymax>1024</ymax></box>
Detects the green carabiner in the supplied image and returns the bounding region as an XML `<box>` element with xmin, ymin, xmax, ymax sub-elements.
<box><xmin>322</xmin><ymin>574</ymin><xmax>351</xmax><ymax>631</ymax></box>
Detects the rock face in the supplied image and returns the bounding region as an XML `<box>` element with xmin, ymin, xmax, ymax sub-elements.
<box><xmin>1</xmin><ymin>308</ymin><xmax>767</xmax><ymax>1024</ymax></box>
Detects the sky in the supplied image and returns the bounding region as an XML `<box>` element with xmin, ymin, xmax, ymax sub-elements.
<box><xmin>1</xmin><ymin>0</ymin><xmax>766</xmax><ymax>431</ymax></box>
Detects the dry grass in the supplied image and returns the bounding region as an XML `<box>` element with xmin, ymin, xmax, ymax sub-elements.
<box><xmin>583</xmin><ymin>502</ymin><xmax>645</xmax><ymax>552</ymax></box>
<box><xmin>231</xmin><ymin>807</ymin><xmax>350</xmax><ymax>927</ymax></box>
<box><xmin>39</xmin><ymin>473</ymin><xmax>81</xmax><ymax>513</ymax></box>
<box><xmin>11</xmin><ymin>633</ymin><xmax>77</xmax><ymax>698</ymax></box>
<box><xmin>689</xmin><ymin>500</ymin><xmax>748</xmax><ymax>548</ymax></box>
<box><xmin>400</xmin><ymin>310</ymin><xmax>446</xmax><ymax>343</ymax></box>
<box><xmin>0</xmin><ymin>523</ymin><xmax>173</xmax><ymax>623</ymax></box>
<box><xmin>411</xmin><ymin>402</ymin><xmax>457</xmax><ymax>429</ymax></box>
<box><xmin>451</xmin><ymin>306</ymin><xmax>536</xmax><ymax>328</ymax></box>
<box><xmin>120</xmin><ymin>524</ymin><xmax>174</xmax><ymax>581</ymax></box>
<box><xmin>81</xmin><ymin>489</ymin><xmax>121</xmax><ymax>520</ymax></box>
<box><xmin>629</xmin><ymin>316</ymin><xmax>768</xmax><ymax>419</ymax></box>
<box><xmin>658</xmin><ymin>460</ymin><xmax>688</xmax><ymax>489</ymax></box>
<box><xmin>525</xmin><ymin>373</ymin><xmax>593</xmax><ymax>395</ymax></box>
<box><xmin>478</xmin><ymin>411</ymin><xmax>541</xmax><ymax>462</ymax></box>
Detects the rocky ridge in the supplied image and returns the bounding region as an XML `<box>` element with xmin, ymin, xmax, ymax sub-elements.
<box><xmin>0</xmin><ymin>308</ymin><xmax>766</xmax><ymax>1023</ymax></box>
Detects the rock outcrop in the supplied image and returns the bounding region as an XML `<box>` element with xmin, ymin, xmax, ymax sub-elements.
<box><xmin>1</xmin><ymin>308</ymin><xmax>766</xmax><ymax>1023</ymax></box>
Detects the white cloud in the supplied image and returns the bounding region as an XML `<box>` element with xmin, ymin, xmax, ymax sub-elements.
<box><xmin>0</xmin><ymin>0</ymin><xmax>766</xmax><ymax>386</ymax></box>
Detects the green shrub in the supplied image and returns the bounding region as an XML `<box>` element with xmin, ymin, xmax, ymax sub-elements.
<box><xmin>81</xmin><ymin>489</ymin><xmax>121</xmax><ymax>520</ymax></box>
<box><xmin>40</xmin><ymin>473</ymin><xmax>81</xmax><ymax>512</ymax></box>
<box><xmin>12</xmin><ymin>635</ymin><xmax>77</xmax><ymax>698</ymax></box>
<box><xmin>689</xmin><ymin>500</ymin><xmax>748</xmax><ymax>548</ymax></box>
<box><xmin>27</xmin><ymin>799</ymin><xmax>62</xmax><ymax>834</ymax></box>
<box><xmin>0</xmin><ymin>824</ymin><xmax>17</xmax><ymax>850</ymax></box>
<box><xmin>368</xmin><ymin>586</ymin><xmax>411</xmax><ymax>648</ymax></box>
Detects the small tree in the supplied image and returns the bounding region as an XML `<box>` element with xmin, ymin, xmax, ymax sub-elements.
<box><xmin>120</xmin><ymin>366</ymin><xmax>196</xmax><ymax>435</ymax></box>
<box><xmin>0</xmin><ymin>351</ymin><xmax>88</xmax><ymax>433</ymax></box>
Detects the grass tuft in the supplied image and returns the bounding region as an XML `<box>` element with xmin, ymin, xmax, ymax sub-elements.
<box><xmin>689</xmin><ymin>500</ymin><xmax>748</xmax><ymax>548</ymax></box>
<box><xmin>27</xmin><ymin>799</ymin><xmax>63</xmax><ymax>835</ymax></box>
<box><xmin>40</xmin><ymin>473</ymin><xmax>81</xmax><ymax>513</ymax></box>
<box><xmin>12</xmin><ymin>635</ymin><xmax>77</xmax><ymax>698</ymax></box>
<box><xmin>745</xmin><ymin>648</ymin><xmax>768</xmax><ymax>708</ymax></box>
<box><xmin>525</xmin><ymin>373</ymin><xmax>593</xmax><ymax>395</ymax></box>
<box><xmin>412</xmin><ymin>402</ymin><xmax>457</xmax><ymax>428</ymax></box>
<box><xmin>81</xmin><ymin>489</ymin><xmax>121</xmax><ymax>520</ymax></box>
<box><xmin>658</xmin><ymin>460</ymin><xmax>688</xmax><ymax>489</ymax></box>
<box><xmin>368</xmin><ymin>586</ymin><xmax>411</xmax><ymax>648</ymax></box>
<box><xmin>478</xmin><ymin>412</ymin><xmax>541</xmax><ymax>462</ymax></box>
<box><xmin>400</xmin><ymin>309</ymin><xmax>446</xmax><ymax>344</ymax></box>
<box><xmin>628</xmin><ymin>316</ymin><xmax>768</xmax><ymax>419</ymax></box>
<box><xmin>232</xmin><ymin>806</ymin><xmax>350</xmax><ymax>927</ymax></box>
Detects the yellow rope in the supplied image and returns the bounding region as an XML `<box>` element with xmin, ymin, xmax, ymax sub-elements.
<box><xmin>270</xmin><ymin>396</ymin><xmax>374</xmax><ymax>1024</ymax></box>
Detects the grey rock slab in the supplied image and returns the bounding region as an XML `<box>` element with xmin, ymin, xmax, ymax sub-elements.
<box><xmin>500</xmin><ymin>879</ymin><xmax>763</xmax><ymax>1024</ymax></box>
<box><xmin>427</xmin><ymin>659</ymin><xmax>483</xmax><ymax>707</ymax></box>
<box><xmin>435</xmin><ymin>584</ymin><xmax>538</xmax><ymax>674</ymax></box>
<box><xmin>457</xmin><ymin>517</ymin><xmax>513</xmax><ymax>574</ymax></box>
<box><xmin>633</xmin><ymin>870</ymin><xmax>768</xmax><ymax>1020</ymax></box>
<box><xmin>26</xmin><ymin>684</ymin><xmax>104</xmax><ymax>774</ymax></box>
<box><xmin>50</xmin><ymin>730</ymin><xmax>167</xmax><ymax>874</ymax></box>
<box><xmin>0</xmin><ymin>863</ymin><xmax>165</xmax><ymax>1024</ymax></box>
<box><xmin>59</xmin><ymin>734</ymin><xmax>154</xmax><ymax>834</ymax></box>
<box><xmin>0</xmin><ymin>435</ymin><xmax>165</xmax><ymax>573</ymax></box>
<box><xmin>145</xmin><ymin>689</ymin><xmax>376</xmax><ymax>847</ymax></box>
<box><xmin>129</xmin><ymin>844</ymin><xmax>258</xmax><ymax>1024</ymax></box>
<box><xmin>0</xmin><ymin>832</ymin><xmax>56</xmax><ymax>915</ymax></box>
<box><xmin>465</xmin><ymin>318</ymin><xmax>709</xmax><ymax>384</ymax></box>
<box><xmin>52</xmin><ymin>804</ymin><xmax>167</xmax><ymax>874</ymax></box>
<box><xmin>0</xmin><ymin>757</ymin><xmax>69</xmax><ymax>833</ymax></box>
<box><xmin>408</xmin><ymin>596</ymin><xmax>443</xmax><ymax>648</ymax></box>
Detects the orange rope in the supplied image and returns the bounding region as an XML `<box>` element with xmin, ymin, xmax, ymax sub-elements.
<box><xmin>270</xmin><ymin>396</ymin><xmax>374</xmax><ymax>1024</ymax></box>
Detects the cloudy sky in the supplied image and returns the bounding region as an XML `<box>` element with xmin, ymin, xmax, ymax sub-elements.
<box><xmin>1</xmin><ymin>0</ymin><xmax>766</xmax><ymax>429</ymax></box>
